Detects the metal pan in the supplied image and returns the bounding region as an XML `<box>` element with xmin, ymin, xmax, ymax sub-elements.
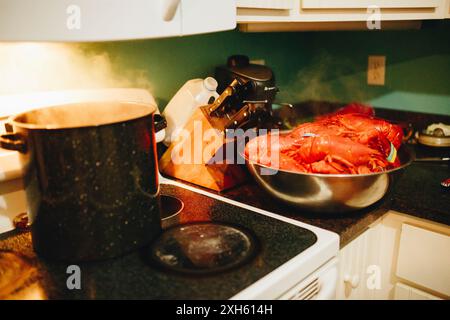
<box><xmin>244</xmin><ymin>143</ymin><xmax>414</xmax><ymax>213</ymax></box>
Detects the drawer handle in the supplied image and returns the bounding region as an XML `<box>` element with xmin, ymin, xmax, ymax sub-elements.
<box><xmin>344</xmin><ymin>274</ymin><xmax>360</xmax><ymax>289</ymax></box>
<box><xmin>162</xmin><ymin>0</ymin><xmax>180</xmax><ymax>21</ymax></box>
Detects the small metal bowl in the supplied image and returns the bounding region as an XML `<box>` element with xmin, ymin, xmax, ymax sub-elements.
<box><xmin>417</xmin><ymin>131</ymin><xmax>450</xmax><ymax>147</ymax></box>
<box><xmin>244</xmin><ymin>145</ymin><xmax>414</xmax><ymax>213</ymax></box>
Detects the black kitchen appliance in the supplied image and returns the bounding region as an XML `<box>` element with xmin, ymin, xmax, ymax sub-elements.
<box><xmin>215</xmin><ymin>55</ymin><xmax>278</xmax><ymax>105</ymax></box>
<box><xmin>211</xmin><ymin>55</ymin><xmax>278</xmax><ymax>131</ymax></box>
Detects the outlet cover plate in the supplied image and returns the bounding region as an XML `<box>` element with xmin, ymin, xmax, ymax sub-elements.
<box><xmin>368</xmin><ymin>55</ymin><xmax>386</xmax><ymax>86</ymax></box>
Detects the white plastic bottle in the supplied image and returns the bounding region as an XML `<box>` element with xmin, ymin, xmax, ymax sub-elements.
<box><xmin>163</xmin><ymin>77</ymin><xmax>219</xmax><ymax>146</ymax></box>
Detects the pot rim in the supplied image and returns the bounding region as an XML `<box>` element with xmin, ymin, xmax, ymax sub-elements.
<box><xmin>8</xmin><ymin>101</ymin><xmax>156</xmax><ymax>130</ymax></box>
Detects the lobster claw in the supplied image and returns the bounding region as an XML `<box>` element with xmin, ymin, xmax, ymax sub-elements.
<box><xmin>386</xmin><ymin>142</ymin><xmax>398</xmax><ymax>164</ymax></box>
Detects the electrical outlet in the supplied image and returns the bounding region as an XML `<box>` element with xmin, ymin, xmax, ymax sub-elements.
<box><xmin>250</xmin><ymin>59</ymin><xmax>265</xmax><ymax>65</ymax></box>
<box><xmin>367</xmin><ymin>55</ymin><xmax>386</xmax><ymax>86</ymax></box>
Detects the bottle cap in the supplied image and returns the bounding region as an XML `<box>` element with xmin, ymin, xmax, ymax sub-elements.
<box><xmin>203</xmin><ymin>77</ymin><xmax>218</xmax><ymax>91</ymax></box>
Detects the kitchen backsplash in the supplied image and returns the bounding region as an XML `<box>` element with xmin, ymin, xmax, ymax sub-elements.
<box><xmin>9</xmin><ymin>21</ymin><xmax>450</xmax><ymax>115</ymax></box>
<box><xmin>83</xmin><ymin>20</ymin><xmax>450</xmax><ymax>115</ymax></box>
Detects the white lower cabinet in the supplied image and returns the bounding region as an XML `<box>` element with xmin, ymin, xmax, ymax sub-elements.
<box><xmin>396</xmin><ymin>223</ymin><xmax>450</xmax><ymax>296</ymax></box>
<box><xmin>337</xmin><ymin>211</ymin><xmax>450</xmax><ymax>300</ymax></box>
<box><xmin>394</xmin><ymin>283</ymin><xmax>441</xmax><ymax>300</ymax></box>
<box><xmin>337</xmin><ymin>225</ymin><xmax>379</xmax><ymax>299</ymax></box>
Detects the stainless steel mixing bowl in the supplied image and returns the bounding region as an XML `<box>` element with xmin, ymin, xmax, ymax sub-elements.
<box><xmin>244</xmin><ymin>145</ymin><xmax>414</xmax><ymax>213</ymax></box>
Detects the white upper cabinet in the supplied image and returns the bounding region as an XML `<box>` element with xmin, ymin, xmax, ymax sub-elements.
<box><xmin>237</xmin><ymin>0</ymin><xmax>447</xmax><ymax>25</ymax></box>
<box><xmin>0</xmin><ymin>0</ymin><xmax>236</xmax><ymax>42</ymax></box>
<box><xmin>181</xmin><ymin>0</ymin><xmax>236</xmax><ymax>36</ymax></box>
<box><xmin>299</xmin><ymin>0</ymin><xmax>445</xmax><ymax>20</ymax></box>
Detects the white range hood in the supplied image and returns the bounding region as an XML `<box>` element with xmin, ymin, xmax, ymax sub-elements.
<box><xmin>0</xmin><ymin>0</ymin><xmax>236</xmax><ymax>41</ymax></box>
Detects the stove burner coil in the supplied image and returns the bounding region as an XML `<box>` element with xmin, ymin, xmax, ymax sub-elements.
<box><xmin>148</xmin><ymin>222</ymin><xmax>257</xmax><ymax>275</ymax></box>
<box><xmin>159</xmin><ymin>195</ymin><xmax>184</xmax><ymax>229</ymax></box>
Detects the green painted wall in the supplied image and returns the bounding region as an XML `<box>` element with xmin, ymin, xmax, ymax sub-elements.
<box><xmin>83</xmin><ymin>21</ymin><xmax>450</xmax><ymax>115</ymax></box>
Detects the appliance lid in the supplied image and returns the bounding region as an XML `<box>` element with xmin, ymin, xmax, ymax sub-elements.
<box><xmin>221</xmin><ymin>55</ymin><xmax>275</xmax><ymax>82</ymax></box>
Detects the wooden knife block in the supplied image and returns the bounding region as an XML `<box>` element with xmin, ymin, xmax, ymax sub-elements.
<box><xmin>159</xmin><ymin>108</ymin><xmax>248</xmax><ymax>191</ymax></box>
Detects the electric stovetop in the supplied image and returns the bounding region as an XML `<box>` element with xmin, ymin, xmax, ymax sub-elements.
<box><xmin>0</xmin><ymin>183</ymin><xmax>318</xmax><ymax>300</ymax></box>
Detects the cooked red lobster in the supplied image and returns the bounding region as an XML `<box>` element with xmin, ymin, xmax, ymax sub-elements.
<box><xmin>245</xmin><ymin>104</ymin><xmax>403</xmax><ymax>174</ymax></box>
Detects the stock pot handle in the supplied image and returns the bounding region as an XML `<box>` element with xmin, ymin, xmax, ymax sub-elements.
<box><xmin>0</xmin><ymin>133</ymin><xmax>27</xmax><ymax>153</ymax></box>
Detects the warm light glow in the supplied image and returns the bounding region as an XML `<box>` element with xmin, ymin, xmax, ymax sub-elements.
<box><xmin>0</xmin><ymin>42</ymin><xmax>151</xmax><ymax>95</ymax></box>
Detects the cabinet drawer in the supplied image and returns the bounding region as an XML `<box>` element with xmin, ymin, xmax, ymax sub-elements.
<box><xmin>299</xmin><ymin>0</ymin><xmax>445</xmax><ymax>21</ymax></box>
<box><xmin>237</xmin><ymin>0</ymin><xmax>293</xmax><ymax>10</ymax></box>
<box><xmin>238</xmin><ymin>0</ymin><xmax>446</xmax><ymax>23</ymax></box>
<box><xmin>396</xmin><ymin>224</ymin><xmax>450</xmax><ymax>297</ymax></box>
<box><xmin>394</xmin><ymin>283</ymin><xmax>441</xmax><ymax>300</ymax></box>
<box><xmin>301</xmin><ymin>0</ymin><xmax>441</xmax><ymax>9</ymax></box>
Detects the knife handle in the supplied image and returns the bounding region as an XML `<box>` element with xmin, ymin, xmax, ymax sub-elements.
<box><xmin>207</xmin><ymin>79</ymin><xmax>241</xmax><ymax>115</ymax></box>
<box><xmin>224</xmin><ymin>105</ymin><xmax>251</xmax><ymax>131</ymax></box>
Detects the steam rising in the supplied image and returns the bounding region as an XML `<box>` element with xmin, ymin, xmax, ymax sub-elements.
<box><xmin>279</xmin><ymin>51</ymin><xmax>367</xmax><ymax>104</ymax></box>
<box><xmin>0</xmin><ymin>43</ymin><xmax>152</xmax><ymax>95</ymax></box>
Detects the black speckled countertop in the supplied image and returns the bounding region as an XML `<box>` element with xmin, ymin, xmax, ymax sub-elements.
<box><xmin>390</xmin><ymin>161</ymin><xmax>449</xmax><ymax>224</ymax></box>
<box><xmin>0</xmin><ymin>184</ymin><xmax>318</xmax><ymax>300</ymax></box>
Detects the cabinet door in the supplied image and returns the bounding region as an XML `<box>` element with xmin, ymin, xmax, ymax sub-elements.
<box><xmin>0</xmin><ymin>0</ymin><xmax>182</xmax><ymax>41</ymax></box>
<box><xmin>337</xmin><ymin>225</ymin><xmax>383</xmax><ymax>300</ymax></box>
<box><xmin>396</xmin><ymin>223</ymin><xmax>450</xmax><ymax>297</ymax></box>
<box><xmin>181</xmin><ymin>0</ymin><xmax>236</xmax><ymax>35</ymax></box>
<box><xmin>337</xmin><ymin>213</ymin><xmax>450</xmax><ymax>300</ymax></box>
